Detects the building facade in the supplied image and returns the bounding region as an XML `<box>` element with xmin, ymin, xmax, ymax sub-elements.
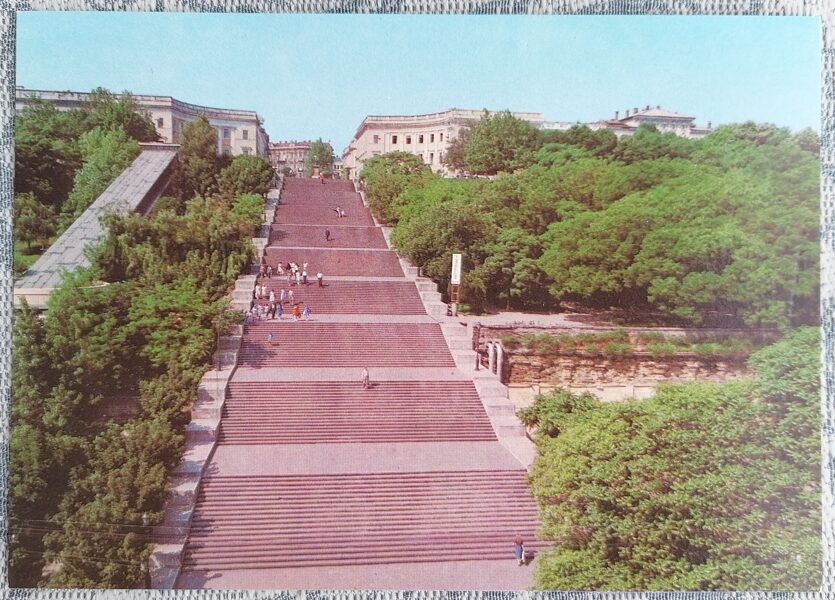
<box><xmin>268</xmin><ymin>140</ymin><xmax>313</xmax><ymax>176</ymax></box>
<box><xmin>15</xmin><ymin>87</ymin><xmax>270</xmax><ymax>157</ymax></box>
<box><xmin>344</xmin><ymin>105</ymin><xmax>712</xmax><ymax>176</ymax></box>
<box><xmin>341</xmin><ymin>108</ymin><xmax>545</xmax><ymax>177</ymax></box>
<box><xmin>543</xmin><ymin>105</ymin><xmax>712</xmax><ymax>139</ymax></box>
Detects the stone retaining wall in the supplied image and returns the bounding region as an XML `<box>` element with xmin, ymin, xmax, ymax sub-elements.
<box><xmin>472</xmin><ymin>324</ymin><xmax>757</xmax><ymax>406</ymax></box>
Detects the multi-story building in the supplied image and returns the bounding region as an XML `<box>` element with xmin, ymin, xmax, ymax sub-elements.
<box><xmin>542</xmin><ymin>105</ymin><xmax>712</xmax><ymax>139</ymax></box>
<box><xmin>341</xmin><ymin>108</ymin><xmax>545</xmax><ymax>176</ymax></box>
<box><xmin>343</xmin><ymin>105</ymin><xmax>712</xmax><ymax>176</ymax></box>
<box><xmin>268</xmin><ymin>140</ymin><xmax>313</xmax><ymax>176</ymax></box>
<box><xmin>15</xmin><ymin>87</ymin><xmax>270</xmax><ymax>157</ymax></box>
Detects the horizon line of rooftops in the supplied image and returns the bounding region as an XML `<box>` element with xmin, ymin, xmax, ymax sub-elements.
<box><xmin>17</xmin><ymin>86</ymin><xmax>713</xmax><ymax>142</ymax></box>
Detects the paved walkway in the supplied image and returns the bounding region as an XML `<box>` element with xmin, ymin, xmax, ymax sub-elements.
<box><xmin>208</xmin><ymin>441</ymin><xmax>529</xmax><ymax>476</ymax></box>
<box><xmin>177</xmin><ymin>558</ymin><xmax>536</xmax><ymax>590</ymax></box>
<box><xmin>233</xmin><ymin>367</ymin><xmax>470</xmax><ymax>382</ymax></box>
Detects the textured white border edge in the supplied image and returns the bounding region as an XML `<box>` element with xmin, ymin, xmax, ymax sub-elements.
<box><xmin>0</xmin><ymin>2</ymin><xmax>831</xmax><ymax>599</ymax></box>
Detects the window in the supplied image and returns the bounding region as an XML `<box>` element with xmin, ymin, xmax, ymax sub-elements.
<box><xmin>392</xmin><ymin>135</ymin><xmax>398</xmax><ymax>144</ymax></box>
<box><xmin>223</xmin><ymin>128</ymin><xmax>230</xmax><ymax>139</ymax></box>
<box><xmin>242</xmin><ymin>129</ymin><xmax>249</xmax><ymax>140</ymax></box>
<box><xmin>406</xmin><ymin>136</ymin><xmax>412</xmax><ymax>144</ymax></box>
<box><xmin>242</xmin><ymin>147</ymin><xmax>252</xmax><ymax>155</ymax></box>
<box><xmin>156</xmin><ymin>118</ymin><xmax>164</xmax><ymax>128</ymax></box>
<box><xmin>439</xmin><ymin>133</ymin><xmax>443</xmax><ymax>142</ymax></box>
<box><xmin>430</xmin><ymin>134</ymin><xmax>435</xmax><ymax>143</ymax></box>
<box><xmin>418</xmin><ymin>135</ymin><xmax>424</xmax><ymax>143</ymax></box>
<box><xmin>430</xmin><ymin>152</ymin><xmax>434</xmax><ymax>163</ymax></box>
<box><xmin>373</xmin><ymin>135</ymin><xmax>380</xmax><ymax>144</ymax></box>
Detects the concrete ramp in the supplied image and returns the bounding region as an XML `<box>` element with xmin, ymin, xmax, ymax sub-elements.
<box><xmin>14</xmin><ymin>144</ymin><xmax>178</xmax><ymax>308</ymax></box>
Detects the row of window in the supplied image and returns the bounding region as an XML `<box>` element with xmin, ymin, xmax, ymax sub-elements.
<box><xmin>372</xmin><ymin>132</ymin><xmax>443</xmax><ymax>145</ymax></box>
<box><xmin>154</xmin><ymin>117</ymin><xmax>250</xmax><ymax>141</ymax></box>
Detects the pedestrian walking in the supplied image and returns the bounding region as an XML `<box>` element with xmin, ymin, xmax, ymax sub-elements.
<box><xmin>280</xmin><ymin>288</ymin><xmax>287</xmax><ymax>304</ymax></box>
<box><xmin>288</xmin><ymin>272</ymin><xmax>293</xmax><ymax>286</ymax></box>
<box><xmin>267</xmin><ymin>265</ymin><xmax>273</xmax><ymax>278</ymax></box>
<box><xmin>302</xmin><ymin>270</ymin><xmax>308</xmax><ymax>285</ymax></box>
<box><xmin>317</xmin><ymin>272</ymin><xmax>324</xmax><ymax>287</ymax></box>
<box><xmin>266</xmin><ymin>332</ymin><xmax>273</xmax><ymax>345</ymax></box>
<box><xmin>292</xmin><ymin>304</ymin><xmax>302</xmax><ymax>321</ymax></box>
<box><xmin>302</xmin><ymin>305</ymin><xmax>311</xmax><ymax>320</ymax></box>
<box><xmin>277</xmin><ymin>303</ymin><xmax>284</xmax><ymax>319</ymax></box>
<box><xmin>259</xmin><ymin>264</ymin><xmax>267</xmax><ymax>277</ymax></box>
<box><xmin>288</xmin><ymin>289</ymin><xmax>295</xmax><ymax>304</ymax></box>
<box><xmin>361</xmin><ymin>367</ymin><xmax>370</xmax><ymax>389</ymax></box>
<box><xmin>269</xmin><ymin>290</ymin><xmax>276</xmax><ymax>303</ymax></box>
<box><xmin>514</xmin><ymin>534</ymin><xmax>525</xmax><ymax>566</ymax></box>
<box><xmin>277</xmin><ymin>263</ymin><xmax>284</xmax><ymax>276</ymax></box>
<box><xmin>295</xmin><ymin>271</ymin><xmax>302</xmax><ymax>286</ymax></box>
<box><xmin>339</xmin><ymin>208</ymin><xmax>346</xmax><ymax>218</ymax></box>
<box><xmin>334</xmin><ymin>206</ymin><xmax>341</xmax><ymax>217</ymax></box>
<box><xmin>270</xmin><ymin>302</ymin><xmax>277</xmax><ymax>319</ymax></box>
<box><xmin>325</xmin><ymin>229</ymin><xmax>331</xmax><ymax>242</ymax></box>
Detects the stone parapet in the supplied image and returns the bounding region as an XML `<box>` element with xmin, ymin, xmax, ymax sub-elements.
<box><xmin>505</xmin><ymin>351</ymin><xmax>751</xmax><ymax>388</ymax></box>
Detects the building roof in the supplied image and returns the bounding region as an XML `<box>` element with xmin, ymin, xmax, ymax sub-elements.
<box><xmin>15</xmin><ymin>147</ymin><xmax>177</xmax><ymax>302</ymax></box>
<box><xmin>16</xmin><ymin>87</ymin><xmax>266</xmax><ymax>127</ymax></box>
<box><xmin>620</xmin><ymin>107</ymin><xmax>694</xmax><ymax>121</ymax></box>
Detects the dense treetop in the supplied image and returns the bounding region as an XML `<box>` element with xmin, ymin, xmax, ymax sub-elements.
<box><xmin>304</xmin><ymin>138</ymin><xmax>335</xmax><ymax>177</ymax></box>
<box><xmin>14</xmin><ymin>88</ymin><xmax>161</xmax><ymax>266</ymax></box>
<box><xmin>11</xmin><ymin>105</ymin><xmax>265</xmax><ymax>587</ymax></box>
<box><xmin>519</xmin><ymin>327</ymin><xmax>820</xmax><ymax>590</ymax></box>
<box><xmin>363</xmin><ymin>115</ymin><xmax>820</xmax><ymax>328</ymax></box>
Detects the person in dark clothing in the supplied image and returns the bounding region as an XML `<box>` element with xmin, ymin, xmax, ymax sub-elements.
<box><xmin>325</xmin><ymin>229</ymin><xmax>331</xmax><ymax>242</ymax></box>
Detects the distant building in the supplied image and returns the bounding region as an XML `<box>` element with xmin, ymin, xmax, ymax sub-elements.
<box><xmin>269</xmin><ymin>140</ymin><xmax>313</xmax><ymax>176</ymax></box>
<box><xmin>341</xmin><ymin>108</ymin><xmax>545</xmax><ymax>176</ymax></box>
<box><xmin>332</xmin><ymin>157</ymin><xmax>345</xmax><ymax>179</ymax></box>
<box><xmin>15</xmin><ymin>87</ymin><xmax>270</xmax><ymax>157</ymax></box>
<box><xmin>543</xmin><ymin>105</ymin><xmax>712</xmax><ymax>139</ymax></box>
<box><xmin>344</xmin><ymin>105</ymin><xmax>712</xmax><ymax>176</ymax></box>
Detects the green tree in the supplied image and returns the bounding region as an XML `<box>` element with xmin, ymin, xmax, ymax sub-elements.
<box><xmin>360</xmin><ymin>151</ymin><xmax>435</xmax><ymax>224</ymax></box>
<box><xmin>14</xmin><ymin>192</ymin><xmax>55</xmax><ymax>250</ymax></box>
<box><xmin>391</xmin><ymin>185</ymin><xmax>495</xmax><ymax>307</ymax></box>
<box><xmin>303</xmin><ymin>138</ymin><xmax>335</xmax><ymax>177</ymax></box>
<box><xmin>612</xmin><ymin>123</ymin><xmax>695</xmax><ymax>164</ymax></box>
<box><xmin>447</xmin><ymin>110</ymin><xmax>540</xmax><ymax>175</ymax></box>
<box><xmin>468</xmin><ymin>227</ymin><xmax>551</xmax><ymax>309</ymax></box>
<box><xmin>81</xmin><ymin>87</ymin><xmax>160</xmax><ymax>143</ymax></box>
<box><xmin>14</xmin><ymin>99</ymin><xmax>87</xmax><ymax>211</ymax></box>
<box><xmin>58</xmin><ymin>126</ymin><xmax>140</xmax><ymax>231</ymax></box>
<box><xmin>171</xmin><ymin>115</ymin><xmax>220</xmax><ymax>199</ymax></box>
<box><xmin>523</xmin><ymin>328</ymin><xmax>820</xmax><ymax>590</ymax></box>
<box><xmin>217</xmin><ymin>154</ymin><xmax>274</xmax><ymax>201</ymax></box>
<box><xmin>539</xmin><ymin>125</ymin><xmax>618</xmax><ymax>157</ymax></box>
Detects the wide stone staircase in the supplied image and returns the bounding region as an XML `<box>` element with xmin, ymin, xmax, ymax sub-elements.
<box><xmin>175</xmin><ymin>177</ymin><xmax>542</xmax><ymax>590</ymax></box>
<box><xmin>218</xmin><ymin>381</ymin><xmax>497</xmax><ymax>444</ymax></box>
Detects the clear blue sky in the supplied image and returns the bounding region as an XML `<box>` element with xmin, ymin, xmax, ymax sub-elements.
<box><xmin>17</xmin><ymin>13</ymin><xmax>821</xmax><ymax>152</ymax></box>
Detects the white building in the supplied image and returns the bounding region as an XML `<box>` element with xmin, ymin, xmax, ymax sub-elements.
<box><xmin>15</xmin><ymin>87</ymin><xmax>270</xmax><ymax>157</ymax></box>
<box><xmin>344</xmin><ymin>105</ymin><xmax>713</xmax><ymax>176</ymax></box>
<box><xmin>543</xmin><ymin>105</ymin><xmax>712</xmax><ymax>139</ymax></box>
<box><xmin>341</xmin><ymin>108</ymin><xmax>545</xmax><ymax>176</ymax></box>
